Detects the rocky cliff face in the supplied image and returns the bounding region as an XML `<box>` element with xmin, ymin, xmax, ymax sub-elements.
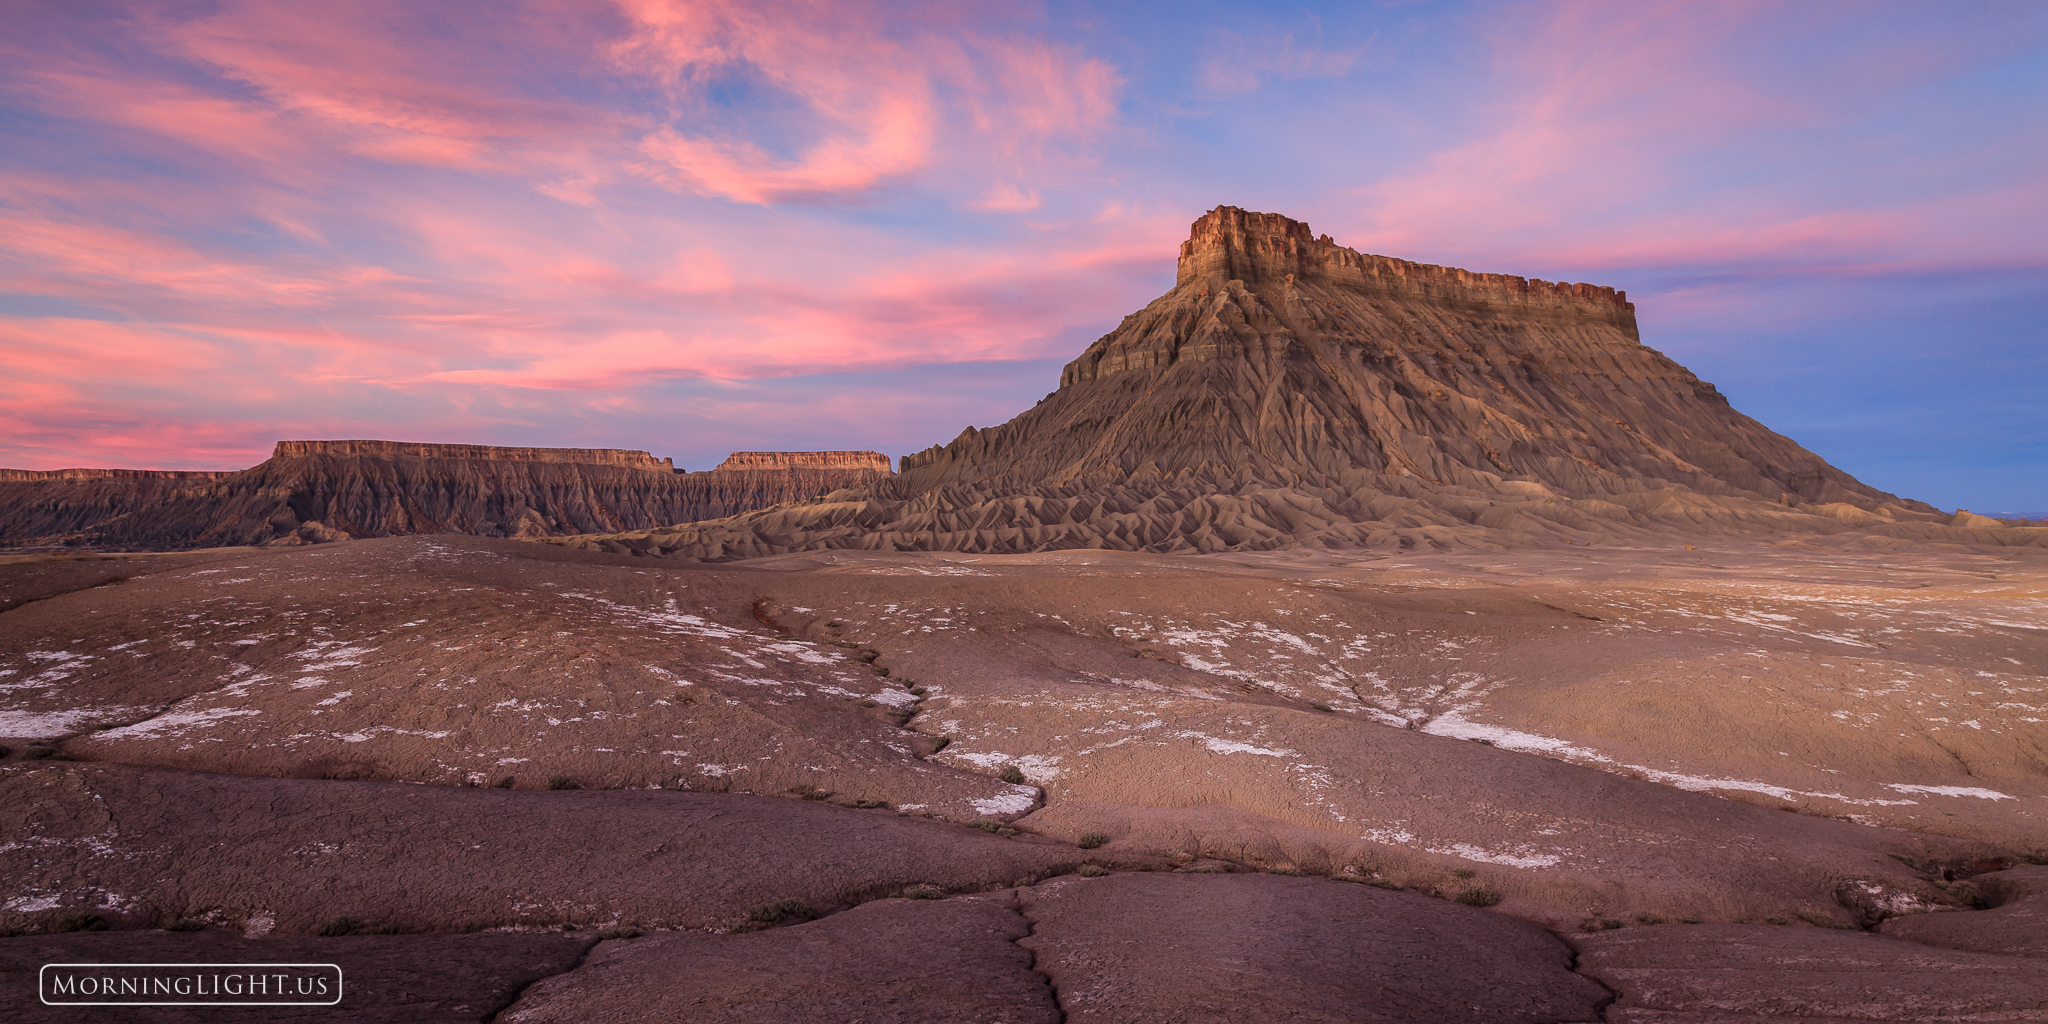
<box><xmin>715</xmin><ymin>451</ymin><xmax>893</xmax><ymax>472</ymax></box>
<box><xmin>554</xmin><ymin>207</ymin><xmax>2037</xmax><ymax>561</ymax></box>
<box><xmin>0</xmin><ymin>444</ymin><xmax>891</xmax><ymax>551</ymax></box>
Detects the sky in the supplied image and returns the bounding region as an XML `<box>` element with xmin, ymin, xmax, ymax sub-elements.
<box><xmin>2</xmin><ymin>1</ymin><xmax>2044</xmax><ymax>513</ymax></box>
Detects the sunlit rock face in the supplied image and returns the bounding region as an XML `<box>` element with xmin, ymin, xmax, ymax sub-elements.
<box><xmin>560</xmin><ymin>207</ymin><xmax>2041</xmax><ymax>561</ymax></box>
<box><xmin>0</xmin><ymin>443</ymin><xmax>893</xmax><ymax>551</ymax></box>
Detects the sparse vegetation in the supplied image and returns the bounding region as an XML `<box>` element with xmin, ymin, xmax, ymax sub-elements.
<box><xmin>1635</xmin><ymin>913</ymin><xmax>1666</xmax><ymax>925</ymax></box>
<box><xmin>1454</xmin><ymin>888</ymin><xmax>1503</xmax><ymax>907</ymax></box>
<box><xmin>52</xmin><ymin>913</ymin><xmax>108</xmax><ymax>933</ymax></box>
<box><xmin>1451</xmin><ymin>868</ymin><xmax>1476</xmax><ymax>879</ymax></box>
<box><xmin>546</xmin><ymin>776</ymin><xmax>579</xmax><ymax>791</ymax></box>
<box><xmin>315</xmin><ymin>916</ymin><xmax>361</xmax><ymax>937</ymax></box>
<box><xmin>1310</xmin><ymin>703</ymin><xmax>1332</xmax><ymax>713</ymax></box>
<box><xmin>859</xmin><ymin>699</ymin><xmax>876</xmax><ymax>707</ymax></box>
<box><xmin>1795</xmin><ymin>910</ymin><xmax>1848</xmax><ymax>928</ymax></box>
<box><xmin>1579</xmin><ymin>918</ymin><xmax>1625</xmax><ymax>932</ymax></box>
<box><xmin>836</xmin><ymin>798</ymin><xmax>889</xmax><ymax>809</ymax></box>
<box><xmin>1077</xmin><ymin>831</ymin><xmax>1109</xmax><ymax>849</ymax></box>
<box><xmin>164</xmin><ymin>919</ymin><xmax>205</xmax><ymax>932</ymax></box>
<box><xmin>997</xmin><ymin>765</ymin><xmax>1026</xmax><ymax>785</ymax></box>
<box><xmin>972</xmin><ymin>820</ymin><xmax>1019</xmax><ymax>837</ymax></box>
<box><xmin>929</xmin><ymin>737</ymin><xmax>950</xmax><ymax>753</ymax></box>
<box><xmin>909</xmin><ymin>686</ymin><xmax>927</xmax><ymax>695</ymax></box>
<box><xmin>1764</xmin><ymin>916</ymin><xmax>1791</xmax><ymax>926</ymax></box>
<box><xmin>902</xmin><ymin>885</ymin><xmax>945</xmax><ymax>900</ymax></box>
<box><xmin>24</xmin><ymin>746</ymin><xmax>58</xmax><ymax>760</ymax></box>
<box><xmin>1077</xmin><ymin>864</ymin><xmax>1111</xmax><ymax>877</ymax></box>
<box><xmin>788</xmin><ymin>784</ymin><xmax>832</xmax><ymax>800</ymax></box>
<box><xmin>494</xmin><ymin>777</ymin><xmax>515</xmax><ymax>788</ymax></box>
<box><xmin>599</xmin><ymin>926</ymin><xmax>642</xmax><ymax>939</ymax></box>
<box><xmin>1268</xmin><ymin>867</ymin><xmax>1306</xmax><ymax>876</ymax></box>
<box><xmin>2021</xmin><ymin>850</ymin><xmax>2048</xmax><ymax>866</ymax></box>
<box><xmin>1472</xmin><ymin>738</ymin><xmax>1494</xmax><ymax>746</ymax></box>
<box><xmin>748</xmin><ymin>898</ymin><xmax>817</xmax><ymax>924</ymax></box>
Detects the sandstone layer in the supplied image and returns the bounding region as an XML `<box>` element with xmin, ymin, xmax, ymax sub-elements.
<box><xmin>556</xmin><ymin>207</ymin><xmax>2043</xmax><ymax>561</ymax></box>
<box><xmin>0</xmin><ymin>442</ymin><xmax>891</xmax><ymax>551</ymax></box>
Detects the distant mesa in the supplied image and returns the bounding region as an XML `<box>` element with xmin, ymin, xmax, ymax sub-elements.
<box><xmin>558</xmin><ymin>205</ymin><xmax>2044</xmax><ymax>561</ymax></box>
<box><xmin>0</xmin><ymin>442</ymin><xmax>892</xmax><ymax>552</ymax></box>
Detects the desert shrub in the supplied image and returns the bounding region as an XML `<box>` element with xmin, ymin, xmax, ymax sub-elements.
<box><xmin>1764</xmin><ymin>916</ymin><xmax>1791</xmax><ymax>926</ymax></box>
<box><xmin>1579</xmin><ymin>918</ymin><xmax>1624</xmax><ymax>932</ymax></box>
<box><xmin>1471</xmin><ymin>738</ymin><xmax>1495</xmax><ymax>746</ymax></box>
<box><xmin>1268</xmin><ymin>867</ymin><xmax>1306</xmax><ymax>877</ymax></box>
<box><xmin>1795</xmin><ymin>910</ymin><xmax>1848</xmax><ymax>928</ymax></box>
<box><xmin>1635</xmin><ymin>913</ymin><xmax>1667</xmax><ymax>925</ymax></box>
<box><xmin>315</xmin><ymin>916</ymin><xmax>360</xmax><ymax>937</ymax></box>
<box><xmin>363</xmin><ymin>921</ymin><xmax>411</xmax><ymax>935</ymax></box>
<box><xmin>1014</xmin><ymin>877</ymin><xmax>1036</xmax><ymax>887</ymax></box>
<box><xmin>165</xmin><ymin>919</ymin><xmax>205</xmax><ymax>932</ymax></box>
<box><xmin>1077</xmin><ymin>831</ymin><xmax>1109</xmax><ymax>850</ymax></box>
<box><xmin>494</xmin><ymin>777</ymin><xmax>515</xmax><ymax>788</ymax></box>
<box><xmin>997</xmin><ymin>765</ymin><xmax>1026</xmax><ymax>785</ymax></box>
<box><xmin>1455</xmin><ymin>888</ymin><xmax>1503</xmax><ymax>908</ymax></box>
<box><xmin>859</xmin><ymin>700</ymin><xmax>876</xmax><ymax>708</ymax></box>
<box><xmin>837</xmin><ymin>798</ymin><xmax>889</xmax><ymax>810</ymax></box>
<box><xmin>929</xmin><ymin>737</ymin><xmax>950</xmax><ymax>753</ymax></box>
<box><xmin>2018</xmin><ymin>850</ymin><xmax>2047</xmax><ymax>866</ymax></box>
<box><xmin>546</xmin><ymin>776</ymin><xmax>578</xmax><ymax>791</ymax></box>
<box><xmin>1077</xmin><ymin>864</ymin><xmax>1111</xmax><ymax>878</ymax></box>
<box><xmin>1451</xmin><ymin>868</ymin><xmax>1476</xmax><ymax>879</ymax></box>
<box><xmin>909</xmin><ymin>686</ymin><xmax>927</xmax><ymax>696</ymax></box>
<box><xmin>1679</xmin><ymin>917</ymin><xmax>1703</xmax><ymax>924</ymax></box>
<box><xmin>787</xmin><ymin>784</ymin><xmax>832</xmax><ymax>800</ymax></box>
<box><xmin>747</xmin><ymin>899</ymin><xmax>816</xmax><ymax>925</ymax></box>
<box><xmin>971</xmin><ymin>820</ymin><xmax>1018</xmax><ymax>837</ymax></box>
<box><xmin>902</xmin><ymin>885</ymin><xmax>945</xmax><ymax>900</ymax></box>
<box><xmin>52</xmin><ymin>913</ymin><xmax>107</xmax><ymax>933</ymax></box>
<box><xmin>25</xmin><ymin>746</ymin><xmax>58</xmax><ymax>760</ymax></box>
<box><xmin>598</xmin><ymin>926</ymin><xmax>642</xmax><ymax>940</ymax></box>
<box><xmin>1310</xmin><ymin>703</ymin><xmax>1332</xmax><ymax>713</ymax></box>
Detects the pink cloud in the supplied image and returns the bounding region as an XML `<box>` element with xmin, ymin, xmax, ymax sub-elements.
<box><xmin>612</xmin><ymin>0</ymin><xmax>1120</xmax><ymax>204</ymax></box>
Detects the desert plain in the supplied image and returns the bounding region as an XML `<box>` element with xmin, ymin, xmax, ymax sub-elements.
<box><xmin>2</xmin><ymin>533</ymin><xmax>2044</xmax><ymax>1022</ymax></box>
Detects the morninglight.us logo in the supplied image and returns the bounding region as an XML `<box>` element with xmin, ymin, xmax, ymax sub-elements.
<box><xmin>39</xmin><ymin>963</ymin><xmax>343</xmax><ymax>1006</ymax></box>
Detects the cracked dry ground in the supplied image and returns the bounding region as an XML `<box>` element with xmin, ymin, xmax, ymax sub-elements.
<box><xmin>2</xmin><ymin>536</ymin><xmax>2045</xmax><ymax>1021</ymax></box>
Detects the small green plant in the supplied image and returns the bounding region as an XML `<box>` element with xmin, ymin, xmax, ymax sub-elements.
<box><xmin>1579</xmin><ymin>918</ymin><xmax>1624</xmax><ymax>932</ymax></box>
<box><xmin>1451</xmin><ymin>868</ymin><xmax>1476</xmax><ymax>879</ymax></box>
<box><xmin>315</xmin><ymin>916</ymin><xmax>360</xmax><ymax>937</ymax></box>
<box><xmin>971</xmin><ymin>820</ymin><xmax>1018</xmax><ymax>837</ymax></box>
<box><xmin>826</xmin><ymin>620</ymin><xmax>842</xmax><ymax>628</ymax></box>
<box><xmin>1014</xmin><ymin>877</ymin><xmax>1036</xmax><ymax>887</ymax></box>
<box><xmin>2020</xmin><ymin>850</ymin><xmax>2048</xmax><ymax>866</ymax></box>
<box><xmin>52</xmin><ymin>913</ymin><xmax>108</xmax><ymax>933</ymax></box>
<box><xmin>1635</xmin><ymin>913</ymin><xmax>1667</xmax><ymax>925</ymax></box>
<box><xmin>1679</xmin><ymin>916</ymin><xmax>1703</xmax><ymax>924</ymax></box>
<box><xmin>997</xmin><ymin>765</ymin><xmax>1026</xmax><ymax>785</ymax></box>
<box><xmin>1076</xmin><ymin>864</ymin><xmax>1111</xmax><ymax>878</ymax></box>
<box><xmin>1764</xmin><ymin>916</ymin><xmax>1791</xmax><ymax>926</ymax></box>
<box><xmin>164</xmin><ymin>919</ymin><xmax>205</xmax><ymax>932</ymax></box>
<box><xmin>788</xmin><ymin>784</ymin><xmax>832</xmax><ymax>800</ymax></box>
<box><xmin>747</xmin><ymin>899</ymin><xmax>816</xmax><ymax>925</ymax></box>
<box><xmin>494</xmin><ymin>777</ymin><xmax>515</xmax><ymax>788</ymax></box>
<box><xmin>1077</xmin><ymin>831</ymin><xmax>1109</xmax><ymax>850</ymax></box>
<box><xmin>902</xmin><ymin>885</ymin><xmax>945</xmax><ymax>900</ymax></box>
<box><xmin>1454</xmin><ymin>888</ymin><xmax>1503</xmax><ymax>908</ymax></box>
<box><xmin>599</xmin><ymin>926</ymin><xmax>642</xmax><ymax>940</ymax></box>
